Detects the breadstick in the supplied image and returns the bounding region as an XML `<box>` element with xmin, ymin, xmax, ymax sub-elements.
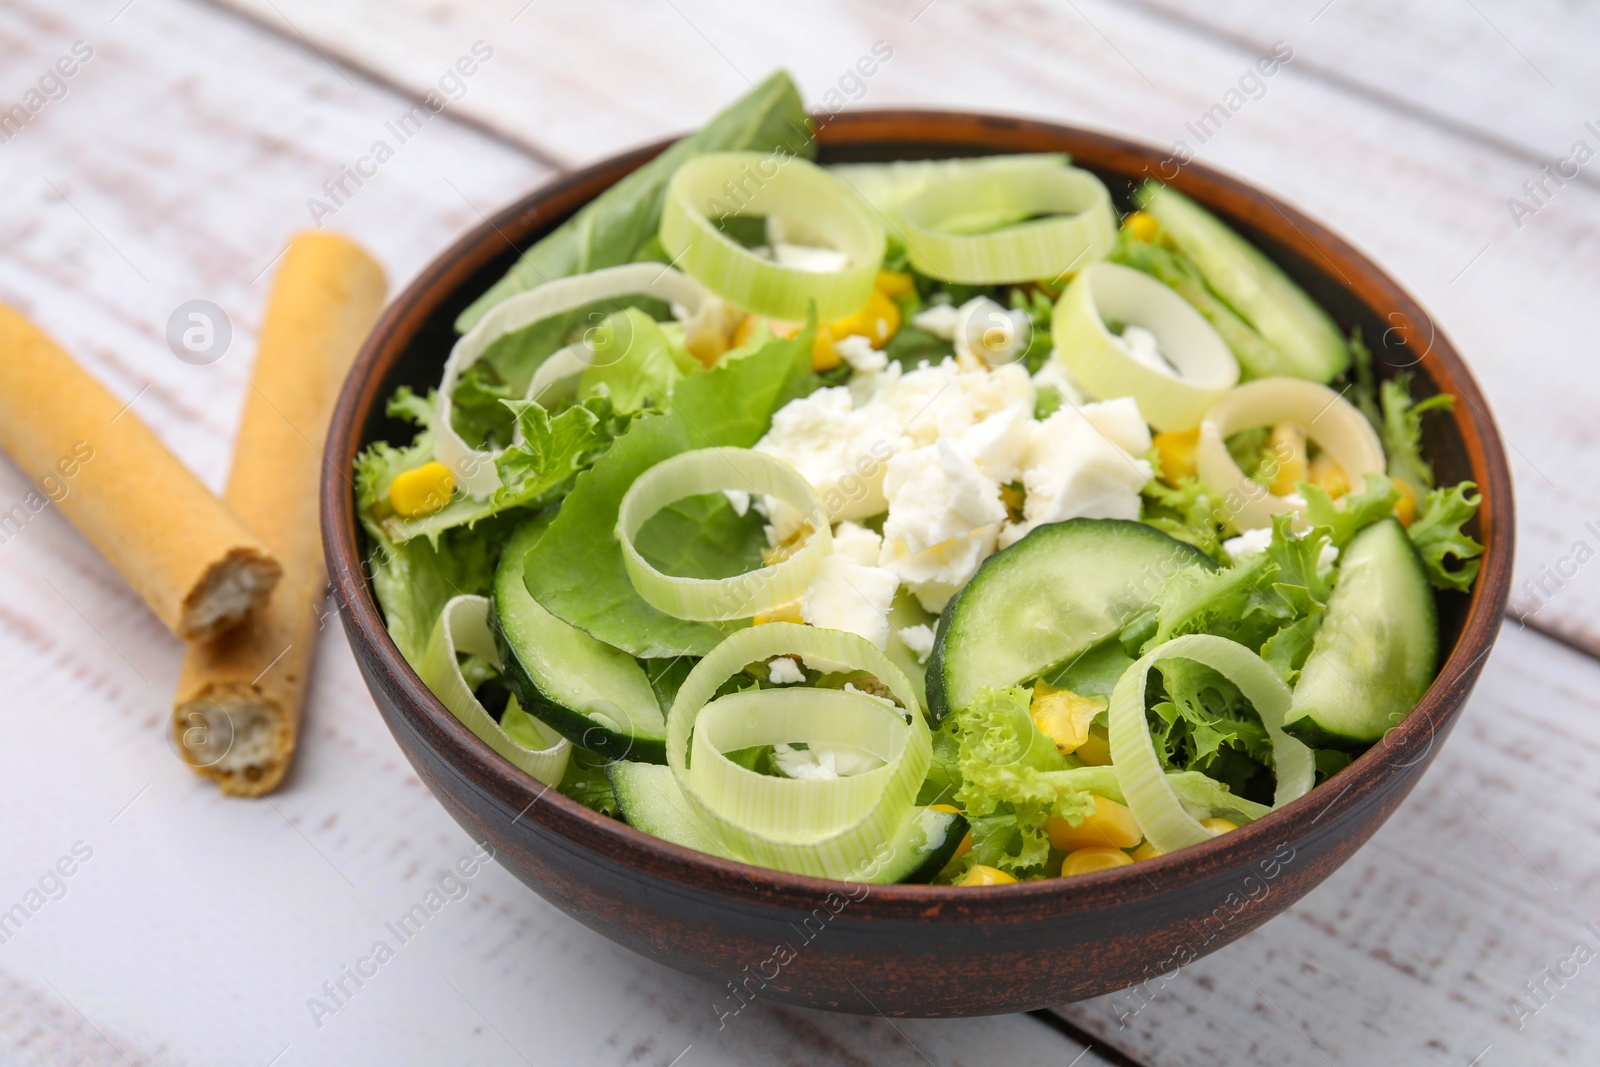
<box><xmin>173</xmin><ymin>232</ymin><xmax>386</xmax><ymax>795</ymax></box>
<box><xmin>0</xmin><ymin>310</ymin><xmax>281</xmax><ymax>640</ymax></box>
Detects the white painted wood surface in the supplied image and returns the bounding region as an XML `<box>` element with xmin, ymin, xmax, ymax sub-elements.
<box><xmin>209</xmin><ymin>0</ymin><xmax>1600</xmax><ymax>654</ymax></box>
<box><xmin>3</xmin><ymin>0</ymin><xmax>1598</xmax><ymax>1064</ymax></box>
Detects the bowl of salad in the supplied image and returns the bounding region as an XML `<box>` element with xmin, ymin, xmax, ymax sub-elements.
<box><xmin>323</xmin><ymin>72</ymin><xmax>1513</xmax><ymax>1016</ymax></box>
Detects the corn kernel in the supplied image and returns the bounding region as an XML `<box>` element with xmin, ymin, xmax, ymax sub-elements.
<box><xmin>875</xmin><ymin>269</ymin><xmax>915</xmax><ymax>299</ymax></box>
<box><xmin>1130</xmin><ymin>841</ymin><xmax>1164</xmax><ymax>862</ymax></box>
<box><xmin>1046</xmin><ymin>795</ymin><xmax>1143</xmax><ymax>852</ymax></box>
<box><xmin>812</xmin><ymin>331</ymin><xmax>842</xmax><ymax>371</ymax></box>
<box><xmin>1122</xmin><ymin>211</ymin><xmax>1159</xmax><ymax>242</ymax></box>
<box><xmin>1061</xmin><ymin>846</ymin><xmax>1134</xmax><ymax>877</ymax></box>
<box><xmin>1393</xmin><ymin>479</ymin><xmax>1418</xmax><ymax>527</ymax></box>
<box><xmin>1200</xmin><ymin>817</ymin><xmax>1238</xmax><ymax>835</ymax></box>
<box><xmin>389</xmin><ymin>461</ymin><xmax>455</xmax><ymax>518</ymax></box>
<box><xmin>957</xmin><ymin>864</ymin><xmax>1016</xmax><ymax>886</ymax></box>
<box><xmin>1030</xmin><ymin>681</ymin><xmax>1105</xmax><ymax>755</ymax></box>
<box><xmin>762</xmin><ymin>523</ymin><xmax>815</xmax><ymax>566</ymax></box>
<box><xmin>1075</xmin><ymin>725</ymin><xmax>1113</xmax><ymax>766</ymax></box>
<box><xmin>753</xmin><ymin>601</ymin><xmax>804</xmax><ymax>625</ymax></box>
<box><xmin>1308</xmin><ymin>451</ymin><xmax>1349</xmax><ymax>499</ymax></box>
<box><xmin>1153</xmin><ymin>428</ymin><xmax>1200</xmax><ymax>486</ymax></box>
<box><xmin>1267</xmin><ymin>422</ymin><xmax>1308</xmax><ymax>497</ymax></box>
<box><xmin>730</xmin><ymin>313</ymin><xmax>762</xmax><ymax>350</ymax></box>
<box><xmin>828</xmin><ymin>288</ymin><xmax>901</xmax><ymax>348</ymax></box>
<box><xmin>929</xmin><ymin>805</ymin><xmax>973</xmax><ymax>858</ymax></box>
<box><xmin>998</xmin><ymin>483</ymin><xmax>1025</xmax><ymax>524</ymax></box>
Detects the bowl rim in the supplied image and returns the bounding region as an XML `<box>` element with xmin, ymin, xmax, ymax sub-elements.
<box><xmin>322</xmin><ymin>109</ymin><xmax>1514</xmax><ymax>917</ymax></box>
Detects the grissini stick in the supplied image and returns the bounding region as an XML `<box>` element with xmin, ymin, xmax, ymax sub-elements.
<box><xmin>174</xmin><ymin>231</ymin><xmax>386</xmax><ymax>795</ymax></box>
<box><xmin>0</xmin><ymin>308</ymin><xmax>281</xmax><ymax>640</ymax></box>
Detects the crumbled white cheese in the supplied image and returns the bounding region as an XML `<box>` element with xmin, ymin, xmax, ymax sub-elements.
<box><xmin>1081</xmin><ymin>397</ymin><xmax>1153</xmax><ymax>457</ymax></box>
<box><xmin>773</xmin><ymin>742</ymin><xmax>886</xmax><ymax>781</ymax></box>
<box><xmin>999</xmin><ymin>407</ymin><xmax>1153</xmax><ymax>548</ymax></box>
<box><xmin>773</xmin><ymin>242</ymin><xmax>852</xmax><ymax>273</ymax></box>
<box><xmin>896</xmin><ymin>623</ymin><xmax>936</xmax><ymax>664</ymax></box>
<box><xmin>1116</xmin><ymin>324</ymin><xmax>1176</xmax><ymax>375</ymax></box>
<box><xmin>723</xmin><ymin>488</ymin><xmax>751</xmax><ymax>516</ymax></box>
<box><xmin>911</xmin><ymin>300</ymin><xmax>963</xmax><ymax>339</ymax></box>
<box><xmin>767</xmin><ymin>656</ymin><xmax>805</xmax><ymax>685</ymax></box>
<box><xmin>881</xmin><ymin>439</ymin><xmax>1007</xmax><ymax>558</ymax></box>
<box><xmin>865</xmin><ymin>357</ymin><xmax>1033</xmax><ymax>448</ymax></box>
<box><xmin>834</xmin><ymin>333</ymin><xmax>888</xmax><ymax>374</ymax></box>
<box><xmin>953</xmin><ymin>403</ymin><xmax>1036</xmax><ymax>485</ymax></box>
<box><xmin>800</xmin><ymin>555</ymin><xmax>900</xmax><ymax>649</ymax></box>
<box><xmin>755</xmin><ymin>386</ymin><xmax>901</xmax><ymax>520</ymax></box>
<box><xmin>832</xmin><ymin>520</ymin><xmax>884</xmax><ymax>566</ymax></box>
<box><xmin>955</xmin><ymin>297</ymin><xmax>1032</xmax><ymax>367</ymax></box>
<box><xmin>1223</xmin><ymin>527</ymin><xmax>1341</xmax><ymax>569</ymax></box>
<box><xmin>881</xmin><ymin>527</ymin><xmax>998</xmax><ymax>613</ymax></box>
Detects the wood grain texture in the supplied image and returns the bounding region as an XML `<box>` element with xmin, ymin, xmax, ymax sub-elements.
<box><xmin>205</xmin><ymin>0</ymin><xmax>1600</xmax><ymax>654</ymax></box>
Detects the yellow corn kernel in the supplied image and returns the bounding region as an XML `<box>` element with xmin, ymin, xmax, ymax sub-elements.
<box><xmin>930</xmin><ymin>804</ymin><xmax>974</xmax><ymax>858</ymax></box>
<box><xmin>1061</xmin><ymin>846</ymin><xmax>1134</xmax><ymax>877</ymax></box>
<box><xmin>875</xmin><ymin>269</ymin><xmax>915</xmax><ymax>299</ymax></box>
<box><xmin>753</xmin><ymin>601</ymin><xmax>804</xmax><ymax>625</ymax></box>
<box><xmin>762</xmin><ymin>523</ymin><xmax>815</xmax><ymax>567</ymax></box>
<box><xmin>812</xmin><ymin>331</ymin><xmax>842</xmax><ymax>371</ymax></box>
<box><xmin>1030</xmin><ymin>680</ymin><xmax>1106</xmax><ymax>755</ymax></box>
<box><xmin>1046</xmin><ymin>795</ymin><xmax>1143</xmax><ymax>852</ymax></box>
<box><xmin>1075</xmin><ymin>724</ymin><xmax>1113</xmax><ymax>766</ymax></box>
<box><xmin>1200</xmin><ymin>817</ymin><xmax>1238</xmax><ymax>835</ymax></box>
<box><xmin>730</xmin><ymin>313</ymin><xmax>762</xmax><ymax>350</ymax></box>
<box><xmin>998</xmin><ymin>482</ymin><xmax>1025</xmax><ymax>524</ymax></box>
<box><xmin>1153</xmin><ymin>428</ymin><xmax>1200</xmax><ymax>486</ymax></box>
<box><xmin>1267</xmin><ymin>422</ymin><xmax>1308</xmax><ymax>496</ymax></box>
<box><xmin>957</xmin><ymin>864</ymin><xmax>1016</xmax><ymax>887</ymax></box>
<box><xmin>1393</xmin><ymin>479</ymin><xmax>1418</xmax><ymax>527</ymax></box>
<box><xmin>1121</xmin><ymin>211</ymin><xmax>1159</xmax><ymax>242</ymax></box>
<box><xmin>389</xmin><ymin>461</ymin><xmax>455</xmax><ymax>518</ymax></box>
<box><xmin>1130</xmin><ymin>841</ymin><xmax>1164</xmax><ymax>862</ymax></box>
<box><xmin>1308</xmin><ymin>451</ymin><xmax>1349</xmax><ymax>499</ymax></box>
<box><xmin>828</xmin><ymin>288</ymin><xmax>901</xmax><ymax>348</ymax></box>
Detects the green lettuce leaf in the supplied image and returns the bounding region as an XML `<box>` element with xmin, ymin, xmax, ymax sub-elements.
<box><xmin>1302</xmin><ymin>471</ymin><xmax>1401</xmax><ymax>549</ymax></box>
<box><xmin>578</xmin><ymin>308</ymin><xmax>691</xmax><ymax>414</ymax></box>
<box><xmin>1381</xmin><ymin>374</ymin><xmax>1454</xmax><ymax>491</ymax></box>
<box><xmin>1150</xmin><ymin>658</ymin><xmax>1272</xmax><ymax>786</ymax></box>
<box><xmin>1140</xmin><ymin>473</ymin><xmax>1230</xmax><ymax>561</ymax></box>
<box><xmin>1408</xmin><ymin>481</ymin><xmax>1484</xmax><ymax>591</ymax></box>
<box><xmin>456</xmin><ymin>70</ymin><xmax>813</xmax><ymax>335</ymax></box>
<box><xmin>448</xmin><ymin>361</ymin><xmax>517</xmax><ymax>452</ymax></box>
<box><xmin>520</xmin><ymin>324</ymin><xmax>814</xmax><ymax>658</ymax></box>
<box><xmin>944</xmin><ymin>685</ymin><xmax>1095</xmax><ymax>878</ymax></box>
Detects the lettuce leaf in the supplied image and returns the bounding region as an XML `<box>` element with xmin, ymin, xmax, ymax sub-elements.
<box><xmin>1302</xmin><ymin>471</ymin><xmax>1401</xmax><ymax>549</ymax></box>
<box><xmin>1381</xmin><ymin>374</ymin><xmax>1454</xmax><ymax>491</ymax></box>
<box><xmin>1150</xmin><ymin>658</ymin><xmax>1272</xmax><ymax>788</ymax></box>
<box><xmin>457</xmin><ymin>70</ymin><xmax>813</xmax><ymax>335</ymax></box>
<box><xmin>520</xmin><ymin>324</ymin><xmax>814</xmax><ymax>658</ymax></box>
<box><xmin>353</xmin><ymin>392</ymin><xmax>505</xmax><ymax>667</ymax></box>
<box><xmin>578</xmin><ymin>308</ymin><xmax>691</xmax><ymax>414</ymax></box>
<box><xmin>1140</xmin><ymin>474</ymin><xmax>1230</xmax><ymax>561</ymax></box>
<box><xmin>448</xmin><ymin>361</ymin><xmax>517</xmax><ymax>451</ymax></box>
<box><xmin>1408</xmin><ymin>481</ymin><xmax>1484</xmax><ymax>591</ymax></box>
<box><xmin>944</xmin><ymin>685</ymin><xmax>1095</xmax><ymax>878</ymax></box>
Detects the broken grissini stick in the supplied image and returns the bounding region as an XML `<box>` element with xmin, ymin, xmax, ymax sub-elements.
<box><xmin>174</xmin><ymin>232</ymin><xmax>386</xmax><ymax>795</ymax></box>
<box><xmin>0</xmin><ymin>308</ymin><xmax>282</xmax><ymax>640</ymax></box>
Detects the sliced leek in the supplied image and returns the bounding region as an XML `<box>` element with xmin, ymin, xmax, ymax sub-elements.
<box><xmin>436</xmin><ymin>263</ymin><xmax>708</xmax><ymax>497</ymax></box>
<box><xmin>896</xmin><ymin>164</ymin><xmax>1116</xmax><ymax>284</ymax></box>
<box><xmin>1196</xmin><ymin>378</ymin><xmax>1385</xmax><ymax>530</ymax></box>
<box><xmin>660</xmin><ymin>152</ymin><xmax>885</xmax><ymax>322</ymax></box>
<box><xmin>1051</xmin><ymin>261</ymin><xmax>1239</xmax><ymax>431</ymax></box>
<box><xmin>420</xmin><ymin>595</ymin><xmax>571</xmax><ymax>786</ymax></box>
<box><xmin>616</xmin><ymin>447</ymin><xmax>832</xmax><ymax>621</ymax></box>
<box><xmin>666</xmin><ymin>623</ymin><xmax>931</xmax><ymax>880</ymax></box>
<box><xmin>1108</xmin><ymin>634</ymin><xmax>1314</xmax><ymax>853</ymax></box>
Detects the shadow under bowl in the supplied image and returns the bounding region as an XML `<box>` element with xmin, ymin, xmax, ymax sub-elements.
<box><xmin>322</xmin><ymin>111</ymin><xmax>1514</xmax><ymax>1017</ymax></box>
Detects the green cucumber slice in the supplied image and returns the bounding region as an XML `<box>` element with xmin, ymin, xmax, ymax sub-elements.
<box><xmin>1136</xmin><ymin>183</ymin><xmax>1349</xmax><ymax>383</ymax></box>
<box><xmin>1283</xmin><ymin>518</ymin><xmax>1438</xmax><ymax>749</ymax></box>
<box><xmin>608</xmin><ymin>760</ymin><xmax>967</xmax><ymax>884</ymax></box>
<box><xmin>928</xmin><ymin>519</ymin><xmax>1214</xmax><ymax>721</ymax></box>
<box><xmin>492</xmin><ymin>517</ymin><xmax>669</xmax><ymax>763</ymax></box>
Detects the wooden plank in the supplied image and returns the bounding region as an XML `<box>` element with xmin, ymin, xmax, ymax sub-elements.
<box><xmin>0</xmin><ymin>1</ymin><xmax>1111</xmax><ymax>1064</ymax></box>
<box><xmin>1055</xmin><ymin>623</ymin><xmax>1600</xmax><ymax>1065</ymax></box>
<box><xmin>203</xmin><ymin>0</ymin><xmax>1600</xmax><ymax>652</ymax></box>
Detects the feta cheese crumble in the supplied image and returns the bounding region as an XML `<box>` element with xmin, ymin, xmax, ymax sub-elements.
<box><xmin>773</xmin><ymin>742</ymin><xmax>885</xmax><ymax>781</ymax></box>
<box><xmin>1223</xmin><ymin>527</ymin><xmax>1340</xmax><ymax>568</ymax></box>
<box><xmin>800</xmin><ymin>554</ymin><xmax>900</xmax><ymax>649</ymax></box>
<box><xmin>896</xmin><ymin>623</ymin><xmax>936</xmax><ymax>664</ymax></box>
<box><xmin>754</xmin><ymin>386</ymin><xmax>900</xmax><ymax>520</ymax></box>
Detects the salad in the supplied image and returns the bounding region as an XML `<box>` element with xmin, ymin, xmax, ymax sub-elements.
<box><xmin>356</xmin><ymin>72</ymin><xmax>1484</xmax><ymax>887</ymax></box>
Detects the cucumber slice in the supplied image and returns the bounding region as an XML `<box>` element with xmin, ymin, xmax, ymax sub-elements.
<box><xmin>1283</xmin><ymin>519</ymin><xmax>1438</xmax><ymax>749</ymax></box>
<box><xmin>928</xmin><ymin>519</ymin><xmax>1214</xmax><ymax>721</ymax></box>
<box><xmin>608</xmin><ymin>760</ymin><xmax>967</xmax><ymax>884</ymax></box>
<box><xmin>492</xmin><ymin>517</ymin><xmax>669</xmax><ymax>763</ymax></box>
<box><xmin>1136</xmin><ymin>183</ymin><xmax>1348</xmax><ymax>383</ymax></box>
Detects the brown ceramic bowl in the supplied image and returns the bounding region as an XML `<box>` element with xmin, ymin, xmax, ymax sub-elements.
<box><xmin>322</xmin><ymin>111</ymin><xmax>1514</xmax><ymax>1017</ymax></box>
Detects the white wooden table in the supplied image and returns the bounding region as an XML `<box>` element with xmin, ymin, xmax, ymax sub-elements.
<box><xmin>3</xmin><ymin>2</ymin><xmax>1596</xmax><ymax>1064</ymax></box>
